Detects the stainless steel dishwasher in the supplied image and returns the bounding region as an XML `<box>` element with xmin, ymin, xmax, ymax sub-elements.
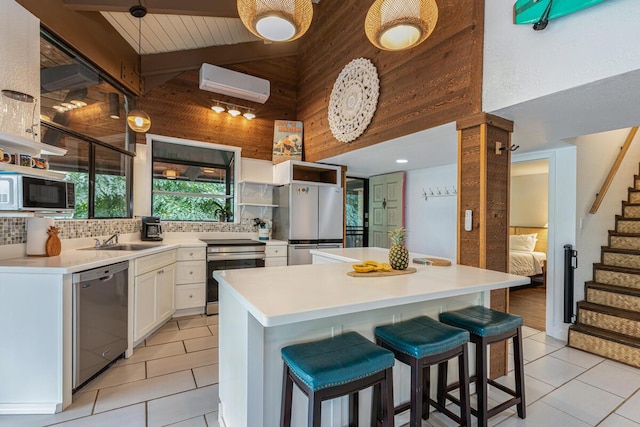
<box><xmin>72</xmin><ymin>261</ymin><xmax>128</xmax><ymax>391</ymax></box>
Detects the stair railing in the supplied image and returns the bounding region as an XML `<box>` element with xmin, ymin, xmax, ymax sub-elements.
<box><xmin>589</xmin><ymin>126</ymin><xmax>639</xmax><ymax>214</ymax></box>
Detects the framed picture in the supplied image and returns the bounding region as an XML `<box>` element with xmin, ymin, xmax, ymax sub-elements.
<box><xmin>272</xmin><ymin>120</ymin><xmax>303</xmax><ymax>164</ymax></box>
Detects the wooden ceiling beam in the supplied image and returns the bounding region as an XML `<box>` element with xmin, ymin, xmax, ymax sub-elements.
<box><xmin>141</xmin><ymin>41</ymin><xmax>299</xmax><ymax>77</ymax></box>
<box><xmin>61</xmin><ymin>0</ymin><xmax>240</xmax><ymax>17</ymax></box>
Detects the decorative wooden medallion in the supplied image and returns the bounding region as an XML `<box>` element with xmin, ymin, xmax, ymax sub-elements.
<box><xmin>328</xmin><ymin>58</ymin><xmax>380</xmax><ymax>143</ymax></box>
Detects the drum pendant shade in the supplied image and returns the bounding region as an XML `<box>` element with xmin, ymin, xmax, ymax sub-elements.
<box><xmin>237</xmin><ymin>0</ymin><xmax>314</xmax><ymax>42</ymax></box>
<box><xmin>365</xmin><ymin>0</ymin><xmax>438</xmax><ymax>51</ymax></box>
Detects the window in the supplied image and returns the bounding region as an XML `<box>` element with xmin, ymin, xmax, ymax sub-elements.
<box><xmin>150</xmin><ymin>138</ymin><xmax>239</xmax><ymax>221</ymax></box>
<box><xmin>43</xmin><ymin>123</ymin><xmax>132</xmax><ymax>218</ymax></box>
<box><xmin>346</xmin><ymin>177</ymin><xmax>368</xmax><ymax>247</ymax></box>
<box><xmin>39</xmin><ymin>30</ymin><xmax>134</xmax><ymax>218</ymax></box>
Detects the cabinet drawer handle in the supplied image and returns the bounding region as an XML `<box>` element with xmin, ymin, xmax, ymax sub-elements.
<box><xmin>189</xmin><ymin>252</ymin><xmax>194</xmax><ymax>257</ymax></box>
<box><xmin>189</xmin><ymin>294</ymin><xmax>193</xmax><ymax>298</ymax></box>
<box><xmin>189</xmin><ymin>271</ymin><xmax>193</xmax><ymax>275</ymax></box>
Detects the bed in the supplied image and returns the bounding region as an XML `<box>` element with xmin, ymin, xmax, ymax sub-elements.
<box><xmin>509</xmin><ymin>226</ymin><xmax>547</xmax><ymax>286</ymax></box>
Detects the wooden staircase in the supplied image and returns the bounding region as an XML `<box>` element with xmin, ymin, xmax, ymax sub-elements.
<box><xmin>568</xmin><ymin>180</ymin><xmax>640</xmax><ymax>367</ymax></box>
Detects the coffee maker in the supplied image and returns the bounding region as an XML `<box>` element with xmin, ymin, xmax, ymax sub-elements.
<box><xmin>141</xmin><ymin>216</ymin><xmax>163</xmax><ymax>241</ymax></box>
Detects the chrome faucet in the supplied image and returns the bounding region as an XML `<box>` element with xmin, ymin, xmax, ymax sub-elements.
<box><xmin>102</xmin><ymin>231</ymin><xmax>120</xmax><ymax>247</ymax></box>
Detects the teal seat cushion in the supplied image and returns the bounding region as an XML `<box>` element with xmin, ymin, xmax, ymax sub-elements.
<box><xmin>375</xmin><ymin>316</ymin><xmax>469</xmax><ymax>359</ymax></box>
<box><xmin>439</xmin><ymin>306</ymin><xmax>523</xmax><ymax>337</ymax></box>
<box><xmin>281</xmin><ymin>331</ymin><xmax>394</xmax><ymax>392</ymax></box>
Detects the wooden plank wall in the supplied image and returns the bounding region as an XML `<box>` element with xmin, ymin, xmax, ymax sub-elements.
<box><xmin>457</xmin><ymin>113</ymin><xmax>514</xmax><ymax>379</ymax></box>
<box><xmin>485</xmin><ymin>124</ymin><xmax>511</xmax><ymax>273</ymax></box>
<box><xmin>133</xmin><ymin>57</ymin><xmax>299</xmax><ymax>159</ymax></box>
<box><xmin>297</xmin><ymin>0</ymin><xmax>484</xmax><ymax>162</ymax></box>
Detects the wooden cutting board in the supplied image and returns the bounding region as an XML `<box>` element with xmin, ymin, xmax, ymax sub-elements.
<box><xmin>347</xmin><ymin>267</ymin><xmax>417</xmax><ymax>277</ymax></box>
<box><xmin>415</xmin><ymin>257</ymin><xmax>452</xmax><ymax>267</ymax></box>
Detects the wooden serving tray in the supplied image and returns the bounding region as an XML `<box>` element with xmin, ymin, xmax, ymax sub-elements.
<box><xmin>347</xmin><ymin>267</ymin><xmax>417</xmax><ymax>277</ymax></box>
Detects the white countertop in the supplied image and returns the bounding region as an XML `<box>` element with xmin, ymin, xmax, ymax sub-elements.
<box><xmin>0</xmin><ymin>243</ymin><xmax>187</xmax><ymax>274</ymax></box>
<box><xmin>216</xmin><ymin>247</ymin><xmax>530</xmax><ymax>327</ymax></box>
<box><xmin>0</xmin><ymin>237</ymin><xmax>286</xmax><ymax>274</ymax></box>
<box><xmin>310</xmin><ymin>246</ymin><xmax>415</xmax><ymax>263</ymax></box>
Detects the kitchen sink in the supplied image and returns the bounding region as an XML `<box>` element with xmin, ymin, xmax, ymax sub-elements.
<box><xmin>81</xmin><ymin>244</ymin><xmax>166</xmax><ymax>251</ymax></box>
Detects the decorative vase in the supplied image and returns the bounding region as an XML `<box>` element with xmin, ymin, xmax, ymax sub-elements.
<box><xmin>258</xmin><ymin>227</ymin><xmax>269</xmax><ymax>241</ymax></box>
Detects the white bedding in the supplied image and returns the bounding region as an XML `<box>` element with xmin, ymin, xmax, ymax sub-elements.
<box><xmin>510</xmin><ymin>251</ymin><xmax>546</xmax><ymax>276</ymax></box>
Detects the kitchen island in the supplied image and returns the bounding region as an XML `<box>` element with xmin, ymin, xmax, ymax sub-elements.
<box><xmin>216</xmin><ymin>247</ymin><xmax>529</xmax><ymax>427</ymax></box>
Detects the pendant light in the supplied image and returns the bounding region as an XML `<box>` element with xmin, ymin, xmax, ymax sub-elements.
<box><xmin>365</xmin><ymin>0</ymin><xmax>438</xmax><ymax>51</ymax></box>
<box><xmin>127</xmin><ymin>4</ymin><xmax>152</xmax><ymax>133</ymax></box>
<box><xmin>237</xmin><ymin>0</ymin><xmax>313</xmax><ymax>42</ymax></box>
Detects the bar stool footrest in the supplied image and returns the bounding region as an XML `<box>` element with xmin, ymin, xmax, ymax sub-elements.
<box><xmin>429</xmin><ymin>398</ymin><xmax>466</xmax><ymax>425</ymax></box>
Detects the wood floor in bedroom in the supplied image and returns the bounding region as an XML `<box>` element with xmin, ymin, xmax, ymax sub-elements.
<box><xmin>510</xmin><ymin>285</ymin><xmax>546</xmax><ymax>331</ymax></box>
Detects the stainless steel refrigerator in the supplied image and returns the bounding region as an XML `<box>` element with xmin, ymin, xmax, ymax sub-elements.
<box><xmin>273</xmin><ymin>183</ymin><xmax>344</xmax><ymax>265</ymax></box>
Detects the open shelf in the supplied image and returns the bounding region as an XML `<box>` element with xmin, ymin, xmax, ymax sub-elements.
<box><xmin>239</xmin><ymin>180</ymin><xmax>278</xmax><ymax>186</ymax></box>
<box><xmin>238</xmin><ymin>203</ymin><xmax>278</xmax><ymax>208</ymax></box>
<box><xmin>0</xmin><ymin>162</ymin><xmax>66</xmax><ymax>179</ymax></box>
<box><xmin>0</xmin><ymin>130</ymin><xmax>67</xmax><ymax>157</ymax></box>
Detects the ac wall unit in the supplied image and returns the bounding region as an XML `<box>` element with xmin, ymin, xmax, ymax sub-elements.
<box><xmin>41</xmin><ymin>64</ymin><xmax>99</xmax><ymax>93</ymax></box>
<box><xmin>199</xmin><ymin>64</ymin><xmax>270</xmax><ymax>104</ymax></box>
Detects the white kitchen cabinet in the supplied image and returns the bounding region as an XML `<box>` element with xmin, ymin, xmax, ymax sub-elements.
<box><xmin>174</xmin><ymin>247</ymin><xmax>206</xmax><ymax>310</ymax></box>
<box><xmin>133</xmin><ymin>250</ymin><xmax>176</xmax><ymax>342</ymax></box>
<box><xmin>156</xmin><ymin>263</ymin><xmax>176</xmax><ymax>321</ymax></box>
<box><xmin>273</xmin><ymin>160</ymin><xmax>341</xmax><ymax>186</ymax></box>
<box><xmin>265</xmin><ymin>243</ymin><xmax>287</xmax><ymax>267</ymax></box>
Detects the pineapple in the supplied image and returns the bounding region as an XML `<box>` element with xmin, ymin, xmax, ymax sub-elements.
<box><xmin>388</xmin><ymin>228</ymin><xmax>409</xmax><ymax>270</ymax></box>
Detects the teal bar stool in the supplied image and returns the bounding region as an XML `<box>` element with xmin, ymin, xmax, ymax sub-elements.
<box><xmin>280</xmin><ymin>331</ymin><xmax>395</xmax><ymax>427</ymax></box>
<box><xmin>373</xmin><ymin>316</ymin><xmax>472</xmax><ymax>427</ymax></box>
<box><xmin>439</xmin><ymin>306</ymin><xmax>526</xmax><ymax>427</ymax></box>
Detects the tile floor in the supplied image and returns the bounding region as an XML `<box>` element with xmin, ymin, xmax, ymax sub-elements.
<box><xmin>422</xmin><ymin>326</ymin><xmax>640</xmax><ymax>427</ymax></box>
<box><xmin>2</xmin><ymin>320</ymin><xmax>640</xmax><ymax>426</ymax></box>
<box><xmin>0</xmin><ymin>314</ymin><xmax>220</xmax><ymax>427</ymax></box>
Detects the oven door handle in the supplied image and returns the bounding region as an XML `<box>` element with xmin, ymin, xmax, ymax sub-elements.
<box><xmin>207</xmin><ymin>254</ymin><xmax>266</xmax><ymax>261</ymax></box>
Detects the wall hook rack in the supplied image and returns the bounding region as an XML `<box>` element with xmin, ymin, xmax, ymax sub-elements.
<box><xmin>495</xmin><ymin>141</ymin><xmax>520</xmax><ymax>154</ymax></box>
<box><xmin>422</xmin><ymin>186</ymin><xmax>457</xmax><ymax>200</ymax></box>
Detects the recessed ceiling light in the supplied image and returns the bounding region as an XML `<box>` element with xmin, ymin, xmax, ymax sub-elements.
<box><xmin>396</xmin><ymin>159</ymin><xmax>408</xmax><ymax>164</ymax></box>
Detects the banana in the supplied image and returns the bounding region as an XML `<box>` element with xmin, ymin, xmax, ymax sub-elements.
<box><xmin>352</xmin><ymin>264</ymin><xmax>375</xmax><ymax>273</ymax></box>
<box><xmin>379</xmin><ymin>263</ymin><xmax>392</xmax><ymax>272</ymax></box>
<box><xmin>362</xmin><ymin>260</ymin><xmax>380</xmax><ymax>267</ymax></box>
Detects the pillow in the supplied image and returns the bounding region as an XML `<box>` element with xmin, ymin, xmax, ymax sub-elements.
<box><xmin>510</xmin><ymin>233</ymin><xmax>537</xmax><ymax>252</ymax></box>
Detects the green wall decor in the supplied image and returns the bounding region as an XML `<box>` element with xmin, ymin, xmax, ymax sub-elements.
<box><xmin>515</xmin><ymin>0</ymin><xmax>609</xmax><ymax>28</ymax></box>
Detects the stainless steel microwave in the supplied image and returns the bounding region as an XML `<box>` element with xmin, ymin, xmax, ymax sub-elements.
<box><xmin>0</xmin><ymin>174</ymin><xmax>75</xmax><ymax>212</ymax></box>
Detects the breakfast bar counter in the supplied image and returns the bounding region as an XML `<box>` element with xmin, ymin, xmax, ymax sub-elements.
<box><xmin>215</xmin><ymin>247</ymin><xmax>529</xmax><ymax>427</ymax></box>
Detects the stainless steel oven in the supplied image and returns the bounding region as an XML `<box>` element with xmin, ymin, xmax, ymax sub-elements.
<box><xmin>201</xmin><ymin>239</ymin><xmax>266</xmax><ymax>315</ymax></box>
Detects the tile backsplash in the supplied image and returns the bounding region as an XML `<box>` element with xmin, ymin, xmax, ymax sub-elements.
<box><xmin>0</xmin><ymin>218</ymin><xmax>257</xmax><ymax>246</ymax></box>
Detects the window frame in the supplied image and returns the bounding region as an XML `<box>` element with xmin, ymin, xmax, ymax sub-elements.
<box><xmin>145</xmin><ymin>134</ymin><xmax>241</xmax><ymax>222</ymax></box>
<box><xmin>41</xmin><ymin>120</ymin><xmax>134</xmax><ymax>218</ymax></box>
<box><xmin>40</xmin><ymin>28</ymin><xmax>136</xmax><ymax>219</ymax></box>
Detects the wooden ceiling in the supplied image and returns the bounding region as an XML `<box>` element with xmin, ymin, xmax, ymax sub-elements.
<box><xmin>18</xmin><ymin>0</ymin><xmax>317</xmax><ymax>93</ymax></box>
